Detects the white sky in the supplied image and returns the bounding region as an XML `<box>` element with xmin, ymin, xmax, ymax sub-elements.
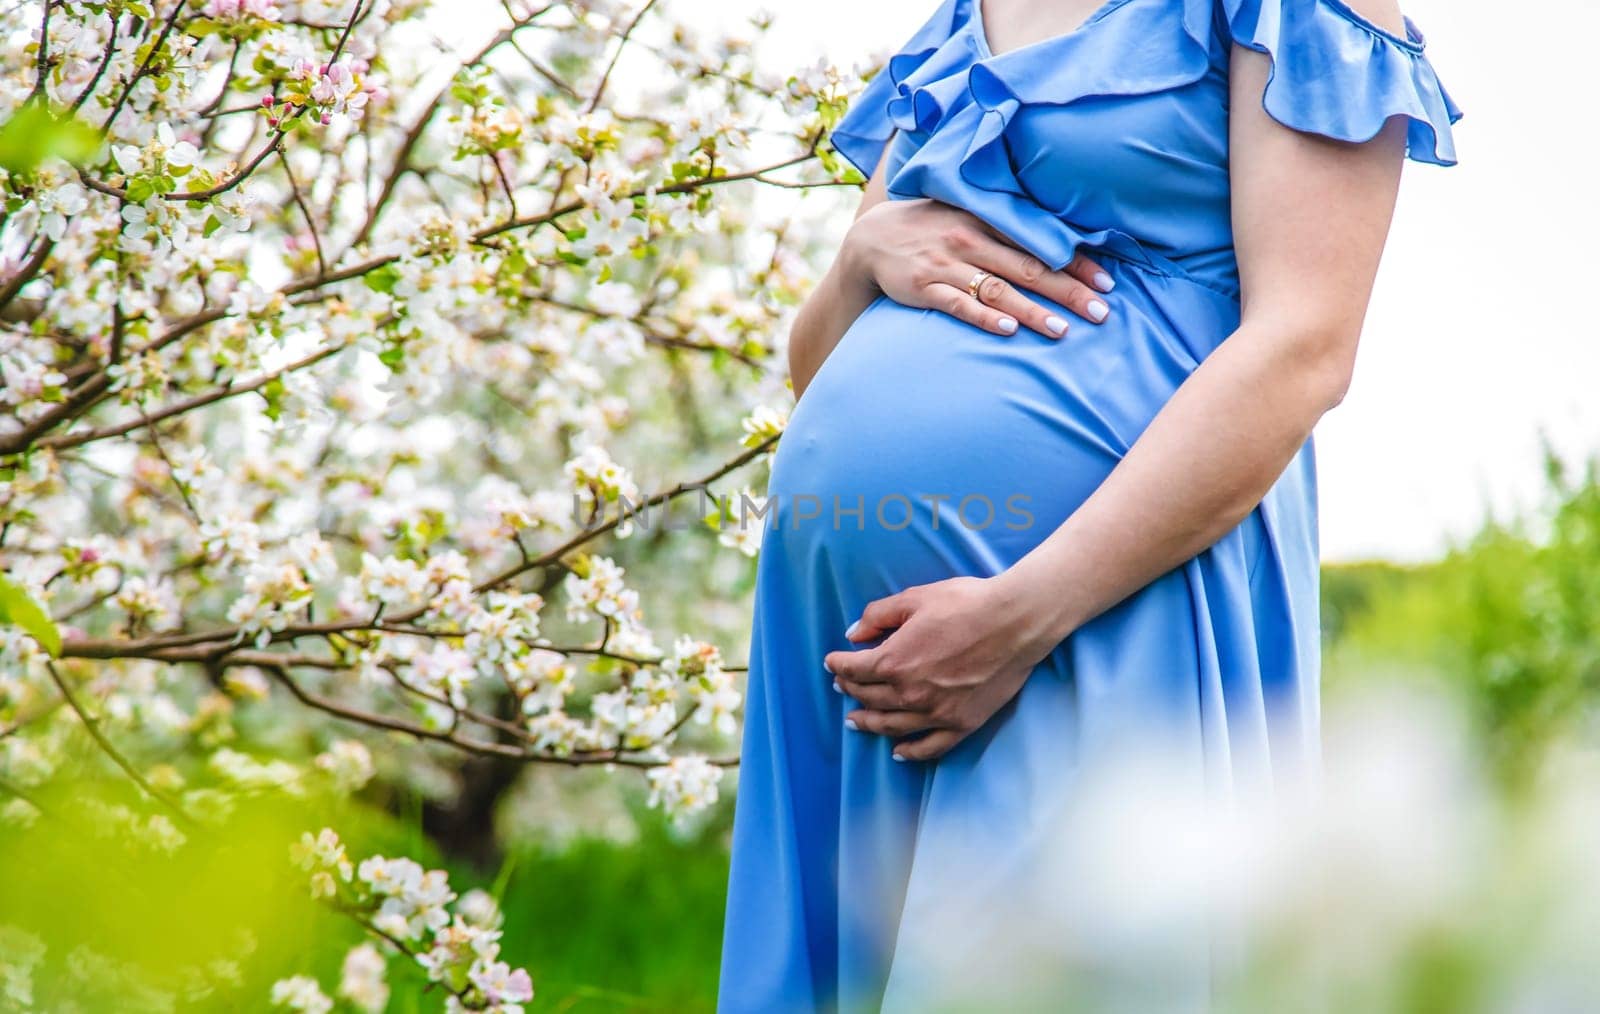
<box><xmin>438</xmin><ymin>0</ymin><xmax>1597</xmax><ymax>563</ymax></box>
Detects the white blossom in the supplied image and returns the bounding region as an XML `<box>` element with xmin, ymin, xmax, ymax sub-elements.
<box><xmin>336</xmin><ymin>943</ymin><xmax>388</xmax><ymax>1014</ymax></box>
<box><xmin>646</xmin><ymin>755</ymin><xmax>724</xmax><ymax>819</ymax></box>
<box><xmin>270</xmin><ymin>975</ymin><xmax>332</xmax><ymax>1014</ymax></box>
<box><xmin>314</xmin><ymin>740</ymin><xmax>375</xmax><ymax>792</ymax></box>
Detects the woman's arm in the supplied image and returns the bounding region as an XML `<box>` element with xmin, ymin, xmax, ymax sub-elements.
<box><xmin>992</xmin><ymin>40</ymin><xmax>1408</xmax><ymax>648</ymax></box>
<box><xmin>787</xmin><ymin>152</ymin><xmax>894</xmax><ymax>398</ymax></box>
<box><xmin>826</xmin><ymin>26</ymin><xmax>1410</xmax><ymax>760</ymax></box>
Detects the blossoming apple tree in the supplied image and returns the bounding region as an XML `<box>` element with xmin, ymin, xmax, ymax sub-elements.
<box><xmin>0</xmin><ymin>0</ymin><xmax>868</xmax><ymax>1005</ymax></box>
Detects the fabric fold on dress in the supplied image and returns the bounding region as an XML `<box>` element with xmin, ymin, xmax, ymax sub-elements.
<box><xmin>1219</xmin><ymin>0</ymin><xmax>1465</xmax><ymax>165</ymax></box>
<box><xmin>824</xmin><ymin>0</ymin><xmax>966</xmax><ymax>180</ymax></box>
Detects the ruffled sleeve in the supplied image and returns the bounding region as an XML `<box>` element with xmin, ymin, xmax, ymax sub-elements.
<box><xmin>825</xmin><ymin>0</ymin><xmax>966</xmax><ymax>179</ymax></box>
<box><xmin>1218</xmin><ymin>0</ymin><xmax>1463</xmax><ymax>166</ymax></box>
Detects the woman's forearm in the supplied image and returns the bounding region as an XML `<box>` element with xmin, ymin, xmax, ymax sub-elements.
<box><xmin>996</xmin><ymin>317</ymin><xmax>1353</xmax><ymax>648</ymax></box>
<box><xmin>990</xmin><ymin>39</ymin><xmax>1406</xmax><ymax>649</ymax></box>
<box><xmin>788</xmin><ymin>245</ymin><xmax>881</xmax><ymax>399</ymax></box>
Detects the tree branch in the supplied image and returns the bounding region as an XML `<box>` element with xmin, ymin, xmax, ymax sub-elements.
<box><xmin>57</xmin><ymin>436</ymin><xmax>777</xmax><ymax>658</ymax></box>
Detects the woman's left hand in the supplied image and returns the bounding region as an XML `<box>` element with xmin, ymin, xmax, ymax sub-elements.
<box><xmin>823</xmin><ymin>576</ymin><xmax>1065</xmax><ymax>762</ymax></box>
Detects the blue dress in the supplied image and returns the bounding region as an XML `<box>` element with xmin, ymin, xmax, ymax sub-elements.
<box><xmin>719</xmin><ymin>0</ymin><xmax>1461</xmax><ymax>1009</ymax></box>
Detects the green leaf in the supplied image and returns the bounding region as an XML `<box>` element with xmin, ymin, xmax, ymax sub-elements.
<box><xmin>363</xmin><ymin>262</ymin><xmax>402</xmax><ymax>294</ymax></box>
<box><xmin>0</xmin><ymin>100</ymin><xmax>100</xmax><ymax>174</ymax></box>
<box><xmin>203</xmin><ymin>214</ymin><xmax>224</xmax><ymax>238</ymax></box>
<box><xmin>0</xmin><ymin>572</ymin><xmax>61</xmax><ymax>657</ymax></box>
<box><xmin>259</xmin><ymin>375</ymin><xmax>286</xmax><ymax>421</ymax></box>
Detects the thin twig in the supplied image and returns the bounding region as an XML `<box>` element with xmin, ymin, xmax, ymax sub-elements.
<box><xmin>44</xmin><ymin>661</ymin><xmax>198</xmax><ymax>827</ymax></box>
<box><xmin>0</xmin><ymin>696</ymin><xmax>65</xmax><ymax>740</ymax></box>
<box><xmin>470</xmin><ymin>433</ymin><xmax>778</xmax><ymax>595</ymax></box>
<box><xmin>69</xmin><ymin>15</ymin><xmax>120</xmax><ymax>113</ymax></box>
<box><xmin>585</xmin><ymin>0</ymin><xmax>659</xmax><ymax>114</ymax></box>
<box><xmin>100</xmin><ymin>0</ymin><xmax>187</xmax><ymax>134</ymax></box>
<box><xmin>38</xmin><ymin>342</ymin><xmax>347</xmax><ymax>451</ymax></box>
<box><xmin>33</xmin><ymin>0</ymin><xmax>52</xmax><ymax>101</ymax></box>
<box><xmin>0</xmin><ymin>238</ymin><xmax>53</xmax><ymax>313</ymax></box>
<box><xmin>139</xmin><ymin>405</ymin><xmax>203</xmax><ymax>523</ymax></box>
<box><xmin>280</xmin><ymin>147</ymin><xmax>329</xmax><ymax>277</ymax></box>
<box><xmin>0</xmin><ymin>772</ymin><xmax>50</xmax><ymax>816</ymax></box>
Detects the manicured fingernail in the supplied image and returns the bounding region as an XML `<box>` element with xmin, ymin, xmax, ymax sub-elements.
<box><xmin>1087</xmin><ymin>299</ymin><xmax>1109</xmax><ymax>323</ymax></box>
<box><xmin>822</xmin><ymin>657</ymin><xmax>833</xmax><ymax>673</ymax></box>
<box><xmin>845</xmin><ymin>621</ymin><xmax>861</xmax><ymax>639</ymax></box>
<box><xmin>845</xmin><ymin>718</ymin><xmax>858</xmax><ymax>731</ymax></box>
<box><xmin>1044</xmin><ymin>315</ymin><xmax>1068</xmax><ymax>336</ymax></box>
<box><xmin>832</xmin><ymin>680</ymin><xmax>842</xmax><ymax>693</ymax></box>
<box><xmin>1094</xmin><ymin>272</ymin><xmax>1114</xmax><ymax>292</ymax></box>
<box><xmin>997</xmin><ymin>316</ymin><xmax>1018</xmax><ymax>334</ymax></box>
<box><xmin>891</xmin><ymin>753</ymin><xmax>906</xmax><ymax>763</ymax></box>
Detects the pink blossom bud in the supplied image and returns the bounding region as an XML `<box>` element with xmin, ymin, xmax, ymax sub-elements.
<box><xmin>261</xmin><ymin>95</ymin><xmax>275</xmax><ymax>107</ymax></box>
<box><xmin>267</xmin><ymin>116</ymin><xmax>279</xmax><ymax>128</ymax></box>
<box><xmin>320</xmin><ymin>111</ymin><xmax>332</xmax><ymax>125</ymax></box>
<box><xmin>80</xmin><ymin>547</ymin><xmax>101</xmax><ymax>564</ymax></box>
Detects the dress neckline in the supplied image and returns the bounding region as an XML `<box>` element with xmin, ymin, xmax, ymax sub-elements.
<box><xmin>971</xmin><ymin>0</ymin><xmax>1137</xmax><ymax>60</ymax></box>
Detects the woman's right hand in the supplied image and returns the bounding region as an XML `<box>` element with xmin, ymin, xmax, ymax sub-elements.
<box><xmin>840</xmin><ymin>197</ymin><xmax>1116</xmax><ymax>339</ymax></box>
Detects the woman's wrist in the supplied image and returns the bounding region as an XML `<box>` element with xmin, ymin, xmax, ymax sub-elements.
<box><xmin>836</xmin><ymin>219</ymin><xmax>883</xmax><ymax>303</ymax></box>
<box><xmin>988</xmin><ymin>545</ymin><xmax>1090</xmax><ymax>656</ymax></box>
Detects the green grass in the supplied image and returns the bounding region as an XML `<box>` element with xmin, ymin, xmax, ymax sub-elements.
<box><xmin>489</xmin><ymin>807</ymin><xmax>732</xmax><ymax>1013</ymax></box>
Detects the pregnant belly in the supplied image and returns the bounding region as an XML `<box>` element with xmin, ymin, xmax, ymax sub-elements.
<box><xmin>767</xmin><ymin>269</ymin><xmax>1240</xmax><ymax>586</ymax></box>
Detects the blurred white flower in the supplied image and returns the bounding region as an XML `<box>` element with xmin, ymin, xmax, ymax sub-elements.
<box><xmin>336</xmin><ymin>943</ymin><xmax>387</xmax><ymax>1014</ymax></box>
<box><xmin>270</xmin><ymin>975</ymin><xmax>332</xmax><ymax>1014</ymax></box>
<box><xmin>314</xmin><ymin>740</ymin><xmax>376</xmax><ymax>793</ymax></box>
<box><xmin>646</xmin><ymin>755</ymin><xmax>723</xmax><ymax>819</ymax></box>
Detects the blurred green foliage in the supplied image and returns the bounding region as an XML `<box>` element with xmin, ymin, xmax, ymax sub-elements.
<box><xmin>0</xmin><ymin>785</ymin><xmax>370</xmax><ymax>1011</ymax></box>
<box><xmin>493</xmin><ymin>809</ymin><xmax>731</xmax><ymax>1012</ymax></box>
<box><xmin>1324</xmin><ymin>444</ymin><xmax>1600</xmax><ymax>784</ymax></box>
<box><xmin>0</xmin><ymin>781</ymin><xmax>731</xmax><ymax>1012</ymax></box>
<box><xmin>0</xmin><ymin>99</ymin><xmax>99</xmax><ymax>174</ymax></box>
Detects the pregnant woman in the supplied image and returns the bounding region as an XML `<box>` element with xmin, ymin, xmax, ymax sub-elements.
<box><xmin>720</xmin><ymin>0</ymin><xmax>1460</xmax><ymax>1009</ymax></box>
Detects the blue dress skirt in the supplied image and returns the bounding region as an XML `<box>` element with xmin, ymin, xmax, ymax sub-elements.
<box><xmin>719</xmin><ymin>0</ymin><xmax>1461</xmax><ymax>1009</ymax></box>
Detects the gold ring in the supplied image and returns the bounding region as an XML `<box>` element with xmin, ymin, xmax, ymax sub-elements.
<box><xmin>967</xmin><ymin>269</ymin><xmax>994</xmax><ymax>300</ymax></box>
